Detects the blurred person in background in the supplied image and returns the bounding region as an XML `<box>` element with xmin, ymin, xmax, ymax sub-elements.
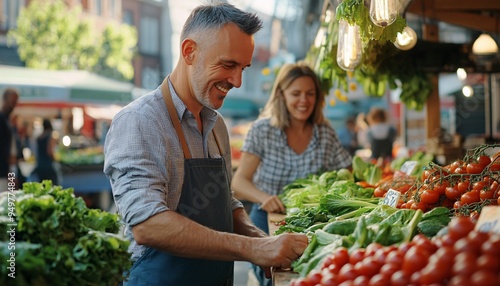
<box><xmin>231</xmin><ymin>62</ymin><xmax>352</xmax><ymax>286</ymax></box>
<box><xmin>33</xmin><ymin>118</ymin><xmax>60</xmax><ymax>185</ymax></box>
<box><xmin>0</xmin><ymin>88</ymin><xmax>19</xmax><ymax>192</ymax></box>
<box><xmin>103</xmin><ymin>2</ymin><xmax>308</xmax><ymax>285</ymax></box>
<box><xmin>337</xmin><ymin>115</ymin><xmax>359</xmax><ymax>156</ymax></box>
<box><xmin>366</xmin><ymin>107</ymin><xmax>397</xmax><ymax>160</ymax></box>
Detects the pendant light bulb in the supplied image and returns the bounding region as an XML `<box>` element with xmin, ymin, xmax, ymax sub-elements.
<box><xmin>394</xmin><ymin>26</ymin><xmax>417</xmax><ymax>50</ymax></box>
<box><xmin>370</xmin><ymin>0</ymin><xmax>398</xmax><ymax>27</ymax></box>
<box><xmin>472</xmin><ymin>33</ymin><xmax>499</xmax><ymax>55</ymax></box>
<box><xmin>336</xmin><ymin>20</ymin><xmax>362</xmax><ymax>71</ymax></box>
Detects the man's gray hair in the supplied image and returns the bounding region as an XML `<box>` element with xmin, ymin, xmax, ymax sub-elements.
<box><xmin>180</xmin><ymin>2</ymin><xmax>263</xmax><ymax>42</ymax></box>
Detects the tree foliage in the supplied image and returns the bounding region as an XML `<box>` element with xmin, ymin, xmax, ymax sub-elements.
<box><xmin>7</xmin><ymin>0</ymin><xmax>137</xmax><ymax>81</ymax></box>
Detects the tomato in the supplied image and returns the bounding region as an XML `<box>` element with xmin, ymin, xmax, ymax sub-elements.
<box><xmin>449</xmin><ymin>275</ymin><xmax>471</xmax><ymax>286</ymax></box>
<box><xmin>445</xmin><ymin>186</ymin><xmax>462</xmax><ymax>200</ymax></box>
<box><xmin>453</xmin><ymin>200</ymin><xmax>464</xmax><ymax>209</ymax></box>
<box><xmin>352</xmin><ymin>275</ymin><xmax>369</xmax><ymax>286</ymax></box>
<box><xmin>461</xmin><ymin>190</ymin><xmax>480</xmax><ymax>205</ymax></box>
<box><xmin>454</xmin><ymin>166</ymin><xmax>468</xmax><ymax>174</ymax></box>
<box><xmin>373</xmin><ymin>187</ymin><xmax>386</xmax><ymax>198</ymax></box>
<box><xmin>481</xmin><ymin>236</ymin><xmax>500</xmax><ymax>256</ymax></box>
<box><xmin>390</xmin><ymin>270</ymin><xmax>410</xmax><ymax>286</ymax></box>
<box><xmin>480</xmin><ymin>189</ymin><xmax>495</xmax><ymax>200</ymax></box>
<box><xmin>477</xmin><ymin>155</ymin><xmax>492</xmax><ymax>167</ymax></box>
<box><xmin>489</xmin><ymin>162</ymin><xmax>500</xmax><ymax>172</ymax></box>
<box><xmin>379</xmin><ymin>263</ymin><xmax>398</xmax><ymax>277</ymax></box>
<box><xmin>473</xmin><ymin>181</ymin><xmax>487</xmax><ymax>191</ymax></box>
<box><xmin>471</xmin><ymin>270</ymin><xmax>497</xmax><ymax>286</ymax></box>
<box><xmin>354</xmin><ymin>257</ymin><xmax>380</xmax><ymax>278</ymax></box>
<box><xmin>476</xmin><ymin>254</ymin><xmax>500</xmax><ymax>272</ymax></box>
<box><xmin>337</xmin><ymin>263</ymin><xmax>358</xmax><ymax>284</ymax></box>
<box><xmin>420</xmin><ymin>262</ymin><xmax>449</xmax><ymax>284</ymax></box>
<box><xmin>449</xmin><ymin>160</ymin><xmax>463</xmax><ymax>174</ymax></box>
<box><xmin>432</xmin><ymin>181</ymin><xmax>449</xmax><ymax>195</ymax></box>
<box><xmin>368</xmin><ymin>273</ymin><xmax>390</xmax><ymax>286</ymax></box>
<box><xmin>457</xmin><ymin>180</ymin><xmax>471</xmax><ymax>193</ymax></box>
<box><xmin>420</xmin><ymin>189</ymin><xmax>440</xmax><ymax>204</ymax></box>
<box><xmin>331</xmin><ymin>247</ymin><xmax>350</xmax><ymax>268</ymax></box>
<box><xmin>448</xmin><ymin>217</ymin><xmax>476</xmax><ymax>240</ymax></box>
<box><xmin>385</xmin><ymin>250</ymin><xmax>404</xmax><ymax>266</ymax></box>
<box><xmin>305</xmin><ymin>270</ymin><xmax>322</xmax><ymax>284</ymax></box>
<box><xmin>490</xmin><ymin>181</ymin><xmax>500</xmax><ymax>194</ymax></box>
<box><xmin>349</xmin><ymin>249</ymin><xmax>366</xmax><ymax>265</ymax></box>
<box><xmin>467</xmin><ymin>162</ymin><xmax>484</xmax><ymax>174</ymax></box>
<box><xmin>402</xmin><ymin>246</ymin><xmax>429</xmax><ymax>274</ymax></box>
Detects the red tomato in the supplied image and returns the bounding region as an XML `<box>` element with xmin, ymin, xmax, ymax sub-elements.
<box><xmin>461</xmin><ymin>190</ymin><xmax>480</xmax><ymax>205</ymax></box>
<box><xmin>467</xmin><ymin>162</ymin><xmax>484</xmax><ymax>174</ymax></box>
<box><xmin>477</xmin><ymin>155</ymin><xmax>492</xmax><ymax>167</ymax></box>
<box><xmin>471</xmin><ymin>270</ymin><xmax>497</xmax><ymax>286</ymax></box>
<box><xmin>457</xmin><ymin>181</ymin><xmax>471</xmax><ymax>193</ymax></box>
<box><xmin>448</xmin><ymin>217</ymin><xmax>476</xmax><ymax>240</ymax></box>
<box><xmin>402</xmin><ymin>246</ymin><xmax>429</xmax><ymax>274</ymax></box>
<box><xmin>445</xmin><ymin>186</ymin><xmax>462</xmax><ymax>200</ymax></box>
<box><xmin>489</xmin><ymin>162</ymin><xmax>500</xmax><ymax>172</ymax></box>
<box><xmin>390</xmin><ymin>270</ymin><xmax>410</xmax><ymax>286</ymax></box>
<box><xmin>420</xmin><ymin>189</ymin><xmax>440</xmax><ymax>204</ymax></box>
<box><xmin>480</xmin><ymin>189</ymin><xmax>495</xmax><ymax>200</ymax></box>
<box><xmin>373</xmin><ymin>187</ymin><xmax>386</xmax><ymax>198</ymax></box>
<box><xmin>473</xmin><ymin>181</ymin><xmax>487</xmax><ymax>191</ymax></box>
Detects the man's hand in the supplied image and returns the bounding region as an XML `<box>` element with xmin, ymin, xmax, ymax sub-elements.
<box><xmin>260</xmin><ymin>195</ymin><xmax>286</xmax><ymax>214</ymax></box>
<box><xmin>249</xmin><ymin>233</ymin><xmax>308</xmax><ymax>272</ymax></box>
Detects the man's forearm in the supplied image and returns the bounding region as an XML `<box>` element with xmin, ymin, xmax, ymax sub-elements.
<box><xmin>232</xmin><ymin>207</ymin><xmax>268</xmax><ymax>238</ymax></box>
<box><xmin>132</xmin><ymin>210</ymin><xmax>257</xmax><ymax>261</ymax></box>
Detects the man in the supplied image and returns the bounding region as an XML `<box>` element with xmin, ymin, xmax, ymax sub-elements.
<box><xmin>0</xmin><ymin>88</ymin><xmax>19</xmax><ymax>192</ymax></box>
<box><xmin>103</xmin><ymin>2</ymin><xmax>308</xmax><ymax>285</ymax></box>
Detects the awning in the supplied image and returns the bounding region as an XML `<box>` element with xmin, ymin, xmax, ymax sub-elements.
<box><xmin>0</xmin><ymin>65</ymin><xmax>133</xmax><ymax>105</ymax></box>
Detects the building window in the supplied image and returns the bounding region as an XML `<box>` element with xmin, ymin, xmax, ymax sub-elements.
<box><xmin>1</xmin><ymin>0</ymin><xmax>22</xmax><ymax>30</ymax></box>
<box><xmin>139</xmin><ymin>16</ymin><xmax>159</xmax><ymax>55</ymax></box>
<box><xmin>109</xmin><ymin>0</ymin><xmax>116</xmax><ymax>18</ymax></box>
<box><xmin>123</xmin><ymin>9</ymin><xmax>133</xmax><ymax>25</ymax></box>
<box><xmin>94</xmin><ymin>0</ymin><xmax>102</xmax><ymax>16</ymax></box>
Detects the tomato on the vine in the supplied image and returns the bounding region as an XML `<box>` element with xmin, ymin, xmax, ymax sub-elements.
<box><xmin>445</xmin><ymin>186</ymin><xmax>462</xmax><ymax>200</ymax></box>
<box><xmin>466</xmin><ymin>162</ymin><xmax>484</xmax><ymax>174</ymax></box>
<box><xmin>457</xmin><ymin>181</ymin><xmax>471</xmax><ymax>193</ymax></box>
<box><xmin>480</xmin><ymin>189</ymin><xmax>494</xmax><ymax>201</ymax></box>
<box><xmin>477</xmin><ymin>155</ymin><xmax>492</xmax><ymax>167</ymax></box>
<box><xmin>461</xmin><ymin>189</ymin><xmax>480</xmax><ymax>205</ymax></box>
<box><xmin>420</xmin><ymin>189</ymin><xmax>440</xmax><ymax>205</ymax></box>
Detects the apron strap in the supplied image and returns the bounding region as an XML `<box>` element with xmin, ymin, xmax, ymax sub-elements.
<box><xmin>161</xmin><ymin>78</ymin><xmax>192</xmax><ymax>159</ymax></box>
<box><xmin>161</xmin><ymin>77</ymin><xmax>224</xmax><ymax>159</ymax></box>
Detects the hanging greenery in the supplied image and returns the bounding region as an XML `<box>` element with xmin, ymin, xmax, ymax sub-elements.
<box><xmin>305</xmin><ymin>0</ymin><xmax>433</xmax><ymax>111</ymax></box>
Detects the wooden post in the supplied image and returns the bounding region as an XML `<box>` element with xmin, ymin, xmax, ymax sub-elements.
<box><xmin>422</xmin><ymin>23</ymin><xmax>442</xmax><ymax>143</ymax></box>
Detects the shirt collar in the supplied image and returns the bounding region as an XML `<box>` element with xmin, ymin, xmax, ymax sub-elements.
<box><xmin>166</xmin><ymin>77</ymin><xmax>219</xmax><ymax>127</ymax></box>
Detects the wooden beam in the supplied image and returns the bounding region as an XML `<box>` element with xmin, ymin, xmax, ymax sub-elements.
<box><xmin>407</xmin><ymin>10</ymin><xmax>500</xmax><ymax>34</ymax></box>
<box><xmin>433</xmin><ymin>0</ymin><xmax>500</xmax><ymax>11</ymax></box>
<box><xmin>422</xmin><ymin>24</ymin><xmax>442</xmax><ymax>144</ymax></box>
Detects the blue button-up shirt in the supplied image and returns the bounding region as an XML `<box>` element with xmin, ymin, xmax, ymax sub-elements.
<box><xmin>104</xmin><ymin>80</ymin><xmax>242</xmax><ymax>259</ymax></box>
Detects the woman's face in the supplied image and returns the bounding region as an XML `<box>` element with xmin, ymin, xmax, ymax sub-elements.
<box><xmin>282</xmin><ymin>76</ymin><xmax>317</xmax><ymax>123</ymax></box>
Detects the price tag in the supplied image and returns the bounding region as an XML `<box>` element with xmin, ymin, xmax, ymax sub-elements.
<box><xmin>382</xmin><ymin>189</ymin><xmax>401</xmax><ymax>207</ymax></box>
<box><xmin>400</xmin><ymin>161</ymin><xmax>417</xmax><ymax>176</ymax></box>
<box><xmin>475</xmin><ymin>206</ymin><xmax>500</xmax><ymax>234</ymax></box>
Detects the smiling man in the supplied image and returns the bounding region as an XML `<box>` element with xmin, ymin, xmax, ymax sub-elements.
<box><xmin>103</xmin><ymin>2</ymin><xmax>308</xmax><ymax>285</ymax></box>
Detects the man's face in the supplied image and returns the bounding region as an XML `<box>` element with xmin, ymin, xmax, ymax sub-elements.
<box><xmin>3</xmin><ymin>93</ymin><xmax>18</xmax><ymax>115</ymax></box>
<box><xmin>190</xmin><ymin>23</ymin><xmax>255</xmax><ymax>110</ymax></box>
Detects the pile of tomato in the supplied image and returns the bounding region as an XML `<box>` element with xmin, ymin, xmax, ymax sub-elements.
<box><xmin>291</xmin><ymin>217</ymin><xmax>500</xmax><ymax>286</ymax></box>
<box><xmin>374</xmin><ymin>146</ymin><xmax>500</xmax><ymax>217</ymax></box>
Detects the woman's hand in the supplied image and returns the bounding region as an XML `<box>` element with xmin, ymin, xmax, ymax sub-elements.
<box><xmin>260</xmin><ymin>195</ymin><xmax>286</xmax><ymax>214</ymax></box>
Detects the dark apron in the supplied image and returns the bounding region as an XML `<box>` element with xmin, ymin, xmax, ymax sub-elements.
<box><xmin>124</xmin><ymin>80</ymin><xmax>234</xmax><ymax>285</ymax></box>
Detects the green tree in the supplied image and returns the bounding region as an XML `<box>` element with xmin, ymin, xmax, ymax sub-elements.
<box><xmin>7</xmin><ymin>0</ymin><xmax>137</xmax><ymax>81</ymax></box>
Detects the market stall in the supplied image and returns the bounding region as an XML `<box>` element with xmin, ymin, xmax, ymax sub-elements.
<box><xmin>266</xmin><ymin>144</ymin><xmax>500</xmax><ymax>286</ymax></box>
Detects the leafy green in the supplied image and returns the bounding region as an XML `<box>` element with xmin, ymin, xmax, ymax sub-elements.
<box><xmin>0</xmin><ymin>181</ymin><xmax>130</xmax><ymax>286</ymax></box>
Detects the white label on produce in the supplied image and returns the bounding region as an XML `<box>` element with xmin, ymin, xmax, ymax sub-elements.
<box><xmin>382</xmin><ymin>189</ymin><xmax>401</xmax><ymax>208</ymax></box>
<box><xmin>475</xmin><ymin>205</ymin><xmax>500</xmax><ymax>234</ymax></box>
<box><xmin>400</xmin><ymin>161</ymin><xmax>417</xmax><ymax>176</ymax></box>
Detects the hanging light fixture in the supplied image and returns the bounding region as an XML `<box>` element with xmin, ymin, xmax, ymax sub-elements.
<box><xmin>472</xmin><ymin>33</ymin><xmax>499</xmax><ymax>55</ymax></box>
<box><xmin>370</xmin><ymin>0</ymin><xmax>398</xmax><ymax>27</ymax></box>
<box><xmin>336</xmin><ymin>20</ymin><xmax>362</xmax><ymax>71</ymax></box>
<box><xmin>394</xmin><ymin>26</ymin><xmax>417</xmax><ymax>50</ymax></box>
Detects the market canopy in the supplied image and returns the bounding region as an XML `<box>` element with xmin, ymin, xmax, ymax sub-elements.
<box><xmin>0</xmin><ymin>65</ymin><xmax>133</xmax><ymax>105</ymax></box>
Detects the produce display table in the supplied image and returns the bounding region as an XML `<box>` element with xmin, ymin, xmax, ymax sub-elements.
<box><xmin>268</xmin><ymin>213</ymin><xmax>300</xmax><ymax>286</ymax></box>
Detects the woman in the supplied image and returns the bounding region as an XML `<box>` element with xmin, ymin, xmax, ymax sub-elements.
<box><xmin>231</xmin><ymin>62</ymin><xmax>352</xmax><ymax>285</ymax></box>
<box><xmin>34</xmin><ymin>118</ymin><xmax>59</xmax><ymax>185</ymax></box>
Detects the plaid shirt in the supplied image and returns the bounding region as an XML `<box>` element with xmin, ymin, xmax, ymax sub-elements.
<box><xmin>242</xmin><ymin>118</ymin><xmax>352</xmax><ymax>196</ymax></box>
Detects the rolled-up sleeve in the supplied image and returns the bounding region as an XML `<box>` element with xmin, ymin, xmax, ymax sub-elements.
<box><xmin>104</xmin><ymin>109</ymin><xmax>170</xmax><ymax>227</ymax></box>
